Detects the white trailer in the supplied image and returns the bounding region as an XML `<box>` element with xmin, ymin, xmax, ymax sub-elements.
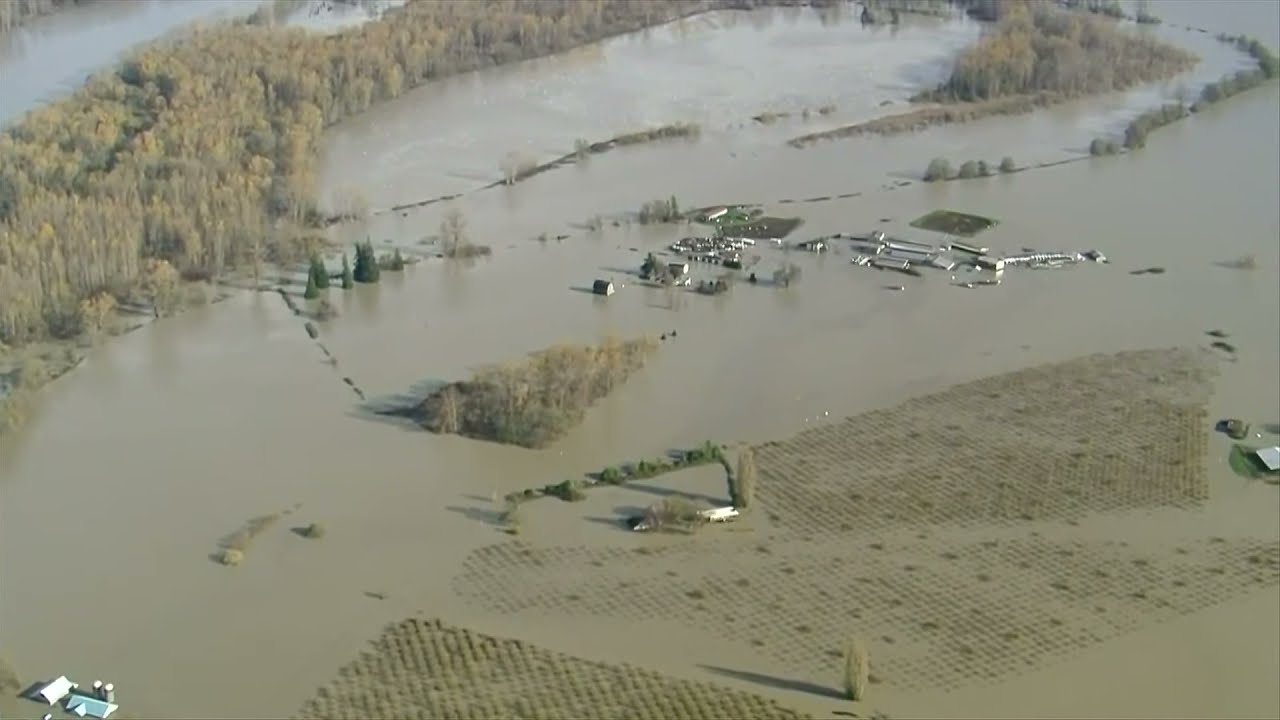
<box><xmin>698</xmin><ymin>507</ymin><xmax>741</xmax><ymax>523</ymax></box>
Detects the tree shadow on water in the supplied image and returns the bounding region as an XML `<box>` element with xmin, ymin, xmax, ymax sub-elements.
<box><xmin>445</xmin><ymin>504</ymin><xmax>504</xmax><ymax>528</ymax></box>
<box><xmin>346</xmin><ymin>378</ymin><xmax>449</xmax><ymax>431</ymax></box>
<box><xmin>699</xmin><ymin>665</ymin><xmax>845</xmax><ymax>700</ymax></box>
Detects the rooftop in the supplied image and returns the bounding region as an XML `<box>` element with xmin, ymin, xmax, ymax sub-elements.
<box><xmin>1254</xmin><ymin>446</ymin><xmax>1280</xmax><ymax>472</ymax></box>
<box><xmin>65</xmin><ymin>693</ymin><xmax>119</xmax><ymax>719</ymax></box>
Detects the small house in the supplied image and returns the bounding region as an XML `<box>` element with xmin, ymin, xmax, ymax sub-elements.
<box><xmin>65</xmin><ymin>693</ymin><xmax>119</xmax><ymax>719</ymax></box>
<box><xmin>1255</xmin><ymin>446</ymin><xmax>1280</xmax><ymax>472</ymax></box>
<box><xmin>667</xmin><ymin>261</ymin><xmax>689</xmax><ymax>277</ymax></box>
<box><xmin>35</xmin><ymin>676</ymin><xmax>77</xmax><ymax>705</ymax></box>
<box><xmin>592</xmin><ymin>279</ymin><xmax>615</xmax><ymax>296</ymax></box>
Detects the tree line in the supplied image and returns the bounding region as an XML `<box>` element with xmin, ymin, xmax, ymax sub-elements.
<box><xmin>0</xmin><ymin>0</ymin><xmax>788</xmax><ymax>346</ymax></box>
<box><xmin>920</xmin><ymin>1</ymin><xmax>1197</xmax><ymax>102</ymax></box>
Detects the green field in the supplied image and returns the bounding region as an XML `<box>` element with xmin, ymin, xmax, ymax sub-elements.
<box><xmin>692</xmin><ymin>205</ymin><xmax>804</xmax><ymax>239</ymax></box>
<box><xmin>910</xmin><ymin>209</ymin><xmax>998</xmax><ymax>237</ymax></box>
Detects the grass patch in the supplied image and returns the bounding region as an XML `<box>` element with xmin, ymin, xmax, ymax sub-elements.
<box><xmin>909</xmin><ymin>210</ymin><xmax>997</xmax><ymax>237</ymax></box>
<box><xmin>1228</xmin><ymin>445</ymin><xmax>1279</xmax><ymax>481</ymax></box>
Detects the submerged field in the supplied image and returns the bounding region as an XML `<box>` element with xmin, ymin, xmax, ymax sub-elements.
<box><xmin>295</xmin><ymin>617</ymin><xmax>812</xmax><ymax>720</ymax></box>
<box><xmin>445</xmin><ymin>349</ymin><xmax>1279</xmax><ymax>703</ymax></box>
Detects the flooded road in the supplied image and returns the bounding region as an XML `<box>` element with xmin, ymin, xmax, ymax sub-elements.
<box><xmin>1</xmin><ymin>2</ymin><xmax>1278</xmax><ymax>719</ymax></box>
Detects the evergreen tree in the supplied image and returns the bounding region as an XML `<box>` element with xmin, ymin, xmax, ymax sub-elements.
<box><xmin>310</xmin><ymin>254</ymin><xmax>330</xmax><ymax>289</ymax></box>
<box><xmin>341</xmin><ymin>254</ymin><xmax>354</xmax><ymax>289</ymax></box>
<box><xmin>390</xmin><ymin>248</ymin><xmax>405</xmax><ymax>271</ymax></box>
<box><xmin>303</xmin><ymin>271</ymin><xmax>319</xmax><ymax>299</ymax></box>
<box><xmin>353</xmin><ymin>241</ymin><xmax>380</xmax><ymax>284</ymax></box>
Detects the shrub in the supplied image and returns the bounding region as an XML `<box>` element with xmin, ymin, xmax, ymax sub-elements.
<box><xmin>923</xmin><ymin>157</ymin><xmax>953</xmax><ymax>182</ymax></box>
<box><xmin>301</xmin><ymin>522</ymin><xmax>326</xmax><ymax>539</ymax></box>
<box><xmin>78</xmin><ymin>291</ymin><xmax>118</xmax><ymax>336</ymax></box>
<box><xmin>543</xmin><ymin>479</ymin><xmax>587</xmax><ymax>502</ymax></box>
<box><xmin>599</xmin><ymin>466</ymin><xmax>623</xmax><ymax>484</ymax></box>
<box><xmin>957</xmin><ymin>160</ymin><xmax>981</xmax><ymax>179</ymax></box>
<box><xmin>643</xmin><ymin>496</ymin><xmax>704</xmax><ymax>532</ymax></box>
<box><xmin>977</xmin><ymin>159</ymin><xmax>992</xmax><ymax>176</ymax></box>
<box><xmin>1089</xmin><ymin>137</ymin><xmax>1121</xmax><ymax>156</ymax></box>
<box><xmin>218</xmin><ymin>548</ymin><xmax>245</xmax><ymax>566</ymax></box>
<box><xmin>999</xmin><ymin>156</ymin><xmax>1016</xmax><ymax>173</ymax></box>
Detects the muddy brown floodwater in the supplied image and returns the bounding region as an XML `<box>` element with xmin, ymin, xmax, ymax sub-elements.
<box><xmin>1</xmin><ymin>2</ymin><xmax>1278</xmax><ymax>719</ymax></box>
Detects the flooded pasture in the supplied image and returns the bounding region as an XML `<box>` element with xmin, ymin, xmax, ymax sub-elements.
<box><xmin>1</xmin><ymin>3</ymin><xmax>1278</xmax><ymax>719</ymax></box>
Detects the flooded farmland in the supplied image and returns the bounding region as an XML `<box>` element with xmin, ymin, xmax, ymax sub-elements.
<box><xmin>1</xmin><ymin>2</ymin><xmax>1278</xmax><ymax>719</ymax></box>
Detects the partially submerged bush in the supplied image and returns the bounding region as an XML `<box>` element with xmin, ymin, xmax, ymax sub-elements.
<box><xmin>923</xmin><ymin>157</ymin><xmax>953</xmax><ymax>182</ymax></box>
<box><xmin>638</xmin><ymin>196</ymin><xmax>682</xmax><ymax>224</ymax></box>
<box><xmin>215</xmin><ymin>513</ymin><xmax>280</xmax><ymax>565</ymax></box>
<box><xmin>643</xmin><ymin>496</ymin><xmax>704</xmax><ymax>533</ymax></box>
<box><xmin>217</xmin><ymin>548</ymin><xmax>245</xmax><ymax>566</ymax></box>
<box><xmin>416</xmin><ymin>337</ymin><xmax>658</xmax><ymax>448</ymax></box>
<box><xmin>1090</xmin><ymin>137</ymin><xmax>1121</xmax><ymax>156</ymax></box>
<box><xmin>301</xmin><ymin>522</ymin><xmax>326</xmax><ymax>539</ymax></box>
<box><xmin>543</xmin><ymin>479</ymin><xmax>587</xmax><ymax>502</ymax></box>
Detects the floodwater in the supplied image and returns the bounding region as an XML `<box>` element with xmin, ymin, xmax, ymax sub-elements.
<box><xmin>0</xmin><ymin>0</ymin><xmax>261</xmax><ymax>126</ymax></box>
<box><xmin>317</xmin><ymin>4</ymin><xmax>1253</xmax><ymax>209</ymax></box>
<box><xmin>2</xmin><ymin>3</ymin><xmax>1278</xmax><ymax>719</ymax></box>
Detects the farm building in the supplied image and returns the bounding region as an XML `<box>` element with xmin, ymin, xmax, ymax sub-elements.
<box><xmin>975</xmin><ymin>255</ymin><xmax>1006</xmax><ymax>272</ymax></box>
<box><xmin>592</xmin><ymin>279</ymin><xmax>615</xmax><ymax>296</ymax></box>
<box><xmin>667</xmin><ymin>261</ymin><xmax>689</xmax><ymax>277</ymax></box>
<box><xmin>1255</xmin><ymin>446</ymin><xmax>1280</xmax><ymax>472</ymax></box>
<box><xmin>34</xmin><ymin>676</ymin><xmax>76</xmax><ymax>705</ymax></box>
<box><xmin>65</xmin><ymin>693</ymin><xmax>119</xmax><ymax>719</ymax></box>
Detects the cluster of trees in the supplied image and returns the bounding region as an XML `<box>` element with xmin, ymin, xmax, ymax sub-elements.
<box><xmin>772</xmin><ymin>262</ymin><xmax>802</xmax><ymax>288</ymax></box>
<box><xmin>438</xmin><ymin>208</ymin><xmax>489</xmax><ymax>259</ymax></box>
<box><xmin>921</xmin><ymin>2</ymin><xmax>1196</xmax><ymax>102</ymax></box>
<box><xmin>418</xmin><ymin>336</ymin><xmax>658</xmax><ymax>448</ymax></box>
<box><xmin>923</xmin><ymin>155</ymin><xmax>1016</xmax><ymax>181</ymax></box>
<box><xmin>0</xmin><ymin>0</ymin><xmax>739</xmax><ymax>345</ymax></box>
<box><xmin>1198</xmin><ymin>35</ymin><xmax>1278</xmax><ymax>107</ymax></box>
<box><xmin>1089</xmin><ymin>34</ymin><xmax>1276</xmax><ymax>157</ymax></box>
<box><xmin>638</xmin><ymin>196</ymin><xmax>683</xmax><ymax>224</ymax></box>
<box><xmin>0</xmin><ymin>0</ymin><xmax>90</xmax><ymax>33</ymax></box>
